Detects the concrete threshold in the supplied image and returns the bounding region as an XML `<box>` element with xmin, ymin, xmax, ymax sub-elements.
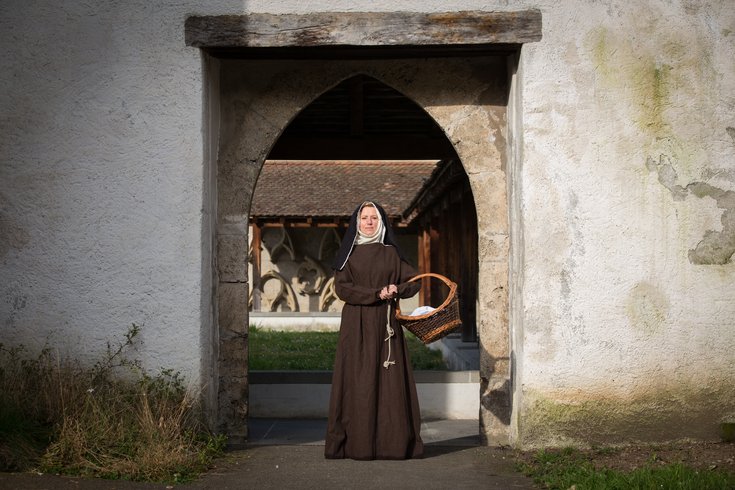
<box><xmin>250</xmin><ymin>370</ymin><xmax>480</xmax><ymax>419</ymax></box>
<box><xmin>248</xmin><ymin>418</ymin><xmax>480</xmax><ymax>447</ymax></box>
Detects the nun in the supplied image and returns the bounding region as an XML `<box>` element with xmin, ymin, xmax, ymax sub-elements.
<box><xmin>324</xmin><ymin>201</ymin><xmax>424</xmax><ymax>460</ymax></box>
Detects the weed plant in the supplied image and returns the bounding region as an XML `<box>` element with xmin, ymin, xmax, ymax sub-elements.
<box><xmin>0</xmin><ymin>325</ymin><xmax>225</xmax><ymax>483</ymax></box>
<box><xmin>249</xmin><ymin>326</ymin><xmax>447</xmax><ymax>370</ymax></box>
<box><xmin>518</xmin><ymin>447</ymin><xmax>735</xmax><ymax>490</ymax></box>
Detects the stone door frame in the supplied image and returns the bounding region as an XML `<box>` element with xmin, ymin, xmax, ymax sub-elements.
<box><xmin>187</xmin><ymin>11</ymin><xmax>542</xmax><ymax>446</ymax></box>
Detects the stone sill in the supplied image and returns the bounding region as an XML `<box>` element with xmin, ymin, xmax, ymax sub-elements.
<box><xmin>250</xmin><ymin>312</ymin><xmax>341</xmax><ymax>317</ymax></box>
<box><xmin>251</xmin><ymin>370</ymin><xmax>480</xmax><ymax>384</ymax></box>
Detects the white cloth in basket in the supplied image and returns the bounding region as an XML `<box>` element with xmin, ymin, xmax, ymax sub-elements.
<box><xmin>409</xmin><ymin>305</ymin><xmax>436</xmax><ymax>317</ymax></box>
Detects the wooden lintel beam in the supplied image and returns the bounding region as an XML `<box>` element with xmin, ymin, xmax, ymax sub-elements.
<box><xmin>185</xmin><ymin>11</ymin><xmax>542</xmax><ymax>49</ymax></box>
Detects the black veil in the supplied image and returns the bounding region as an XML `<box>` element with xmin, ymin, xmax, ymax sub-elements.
<box><xmin>332</xmin><ymin>201</ymin><xmax>408</xmax><ymax>270</ymax></box>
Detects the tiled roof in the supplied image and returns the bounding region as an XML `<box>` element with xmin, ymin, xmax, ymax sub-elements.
<box><xmin>251</xmin><ymin>160</ymin><xmax>440</xmax><ymax>219</ymax></box>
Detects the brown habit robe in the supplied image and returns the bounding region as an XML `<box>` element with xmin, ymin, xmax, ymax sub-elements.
<box><xmin>324</xmin><ymin>242</ymin><xmax>423</xmax><ymax>460</ymax></box>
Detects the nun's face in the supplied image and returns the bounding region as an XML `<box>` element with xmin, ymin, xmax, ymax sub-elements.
<box><xmin>359</xmin><ymin>205</ymin><xmax>380</xmax><ymax>236</ymax></box>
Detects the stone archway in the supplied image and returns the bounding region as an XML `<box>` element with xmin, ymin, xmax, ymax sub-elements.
<box><xmin>214</xmin><ymin>58</ymin><xmax>508</xmax><ymax>444</ymax></box>
<box><xmin>187</xmin><ymin>11</ymin><xmax>542</xmax><ymax>446</ymax></box>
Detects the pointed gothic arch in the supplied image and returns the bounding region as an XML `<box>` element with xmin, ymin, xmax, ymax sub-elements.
<box><xmin>249</xmin><ymin>72</ymin><xmax>480</xmax><ymax>344</ymax></box>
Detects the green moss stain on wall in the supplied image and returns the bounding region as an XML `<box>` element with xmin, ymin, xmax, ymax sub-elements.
<box><xmin>588</xmin><ymin>26</ymin><xmax>614</xmax><ymax>81</ymax></box>
<box><xmin>587</xmin><ymin>26</ymin><xmax>676</xmax><ymax>137</ymax></box>
<box><xmin>519</xmin><ymin>382</ymin><xmax>735</xmax><ymax>448</ymax></box>
<box><xmin>644</xmin><ymin>63</ymin><xmax>672</xmax><ymax>135</ymax></box>
<box><xmin>625</xmin><ymin>281</ymin><xmax>670</xmax><ymax>334</ymax></box>
<box><xmin>585</xmin><ymin>25</ymin><xmax>734</xmax><ymax>265</ymax></box>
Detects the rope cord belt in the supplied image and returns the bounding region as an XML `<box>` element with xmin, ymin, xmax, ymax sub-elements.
<box><xmin>383</xmin><ymin>301</ymin><xmax>396</xmax><ymax>369</ymax></box>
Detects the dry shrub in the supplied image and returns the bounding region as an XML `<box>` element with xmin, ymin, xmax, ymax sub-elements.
<box><xmin>0</xmin><ymin>325</ymin><xmax>225</xmax><ymax>482</ymax></box>
<box><xmin>0</xmin><ymin>346</ymin><xmax>58</xmax><ymax>470</ymax></box>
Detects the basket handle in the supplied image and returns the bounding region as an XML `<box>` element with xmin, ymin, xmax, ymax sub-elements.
<box><xmin>396</xmin><ymin>273</ymin><xmax>457</xmax><ymax>318</ymax></box>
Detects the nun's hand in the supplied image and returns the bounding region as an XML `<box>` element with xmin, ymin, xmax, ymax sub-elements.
<box><xmin>379</xmin><ymin>285</ymin><xmax>398</xmax><ymax>300</ymax></box>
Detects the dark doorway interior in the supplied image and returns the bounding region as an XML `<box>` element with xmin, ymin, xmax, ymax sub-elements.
<box><xmin>268</xmin><ymin>75</ymin><xmax>455</xmax><ymax>160</ymax></box>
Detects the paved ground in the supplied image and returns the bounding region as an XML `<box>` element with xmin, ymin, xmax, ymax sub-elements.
<box><xmin>0</xmin><ymin>419</ymin><xmax>537</xmax><ymax>489</ymax></box>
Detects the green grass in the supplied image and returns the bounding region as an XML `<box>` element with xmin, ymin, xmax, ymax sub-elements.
<box><xmin>518</xmin><ymin>447</ymin><xmax>735</xmax><ymax>490</ymax></box>
<box><xmin>248</xmin><ymin>326</ymin><xmax>447</xmax><ymax>370</ymax></box>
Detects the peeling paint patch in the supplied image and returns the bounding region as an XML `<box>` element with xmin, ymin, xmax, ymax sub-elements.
<box><xmin>586</xmin><ymin>24</ymin><xmax>733</xmax><ymax>265</ymax></box>
<box><xmin>626</xmin><ymin>281</ymin><xmax>669</xmax><ymax>334</ymax></box>
<box><xmin>646</xmin><ymin>151</ymin><xmax>735</xmax><ymax>265</ymax></box>
<box><xmin>687</xmin><ymin>183</ymin><xmax>735</xmax><ymax>265</ymax></box>
<box><xmin>645</xmin><ymin>154</ymin><xmax>687</xmax><ymax>201</ymax></box>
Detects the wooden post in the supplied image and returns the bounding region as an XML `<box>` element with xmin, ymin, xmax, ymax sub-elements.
<box><xmin>251</xmin><ymin>221</ymin><xmax>262</xmax><ymax>311</ymax></box>
<box><xmin>418</xmin><ymin>227</ymin><xmax>431</xmax><ymax>306</ymax></box>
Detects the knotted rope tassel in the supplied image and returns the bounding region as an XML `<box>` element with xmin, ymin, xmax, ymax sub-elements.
<box><xmin>383</xmin><ymin>301</ymin><xmax>396</xmax><ymax>369</ymax></box>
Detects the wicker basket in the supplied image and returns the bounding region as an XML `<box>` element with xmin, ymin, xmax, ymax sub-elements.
<box><xmin>395</xmin><ymin>273</ymin><xmax>462</xmax><ymax>344</ymax></box>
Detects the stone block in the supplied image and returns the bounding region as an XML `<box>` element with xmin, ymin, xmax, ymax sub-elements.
<box><xmin>217</xmin><ymin>234</ymin><xmax>248</xmax><ymax>282</ymax></box>
<box><xmin>217</xmin><ymin>282</ymin><xmax>249</xmax><ymax>338</ymax></box>
<box><xmin>479</xmin><ymin>232</ymin><xmax>509</xmax><ymax>263</ymax></box>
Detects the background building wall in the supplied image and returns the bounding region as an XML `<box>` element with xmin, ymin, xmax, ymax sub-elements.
<box><xmin>247</xmin><ymin>226</ymin><xmax>419</xmax><ymax>316</ymax></box>
<box><xmin>1</xmin><ymin>0</ymin><xmax>733</xmax><ymax>447</ymax></box>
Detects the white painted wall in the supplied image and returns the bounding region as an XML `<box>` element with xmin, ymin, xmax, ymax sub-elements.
<box><xmin>1</xmin><ymin>0</ymin><xmax>733</xmax><ymax>445</ymax></box>
<box><xmin>0</xmin><ymin>1</ymin><xmax>228</xmax><ymax>379</ymax></box>
<box><xmin>513</xmin><ymin>0</ymin><xmax>735</xmax><ymax>446</ymax></box>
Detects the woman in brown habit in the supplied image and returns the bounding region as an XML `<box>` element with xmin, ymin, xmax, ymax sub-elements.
<box><xmin>324</xmin><ymin>201</ymin><xmax>423</xmax><ymax>460</ymax></box>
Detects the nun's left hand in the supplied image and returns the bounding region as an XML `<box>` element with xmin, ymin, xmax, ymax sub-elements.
<box><xmin>379</xmin><ymin>284</ymin><xmax>398</xmax><ymax>300</ymax></box>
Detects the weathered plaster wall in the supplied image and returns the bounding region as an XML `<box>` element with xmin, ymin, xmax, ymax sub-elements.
<box><xmin>514</xmin><ymin>0</ymin><xmax>735</xmax><ymax>446</ymax></box>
